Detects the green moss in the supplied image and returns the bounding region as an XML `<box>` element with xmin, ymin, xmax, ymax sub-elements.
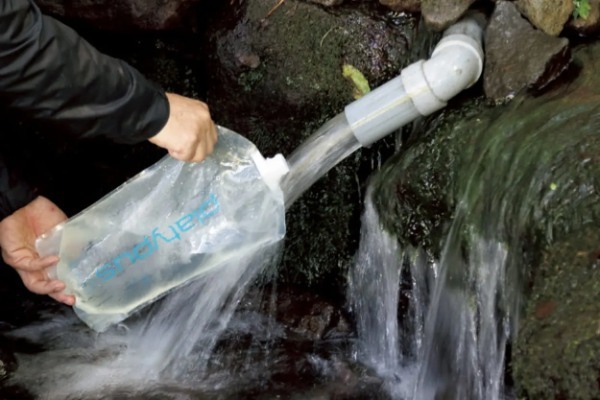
<box><xmin>237</xmin><ymin>66</ymin><xmax>266</xmax><ymax>92</ymax></box>
<box><xmin>573</xmin><ymin>0</ymin><xmax>592</xmax><ymax>20</ymax></box>
<box><xmin>512</xmin><ymin>227</ymin><xmax>600</xmax><ymax>399</ymax></box>
<box><xmin>244</xmin><ymin>0</ymin><xmax>354</xmax><ymax>108</ymax></box>
<box><xmin>372</xmin><ymin>41</ymin><xmax>600</xmax><ymax>398</ymax></box>
<box><xmin>372</xmin><ymin>94</ymin><xmax>490</xmax><ymax>252</ymax></box>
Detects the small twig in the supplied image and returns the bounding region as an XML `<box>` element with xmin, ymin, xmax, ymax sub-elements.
<box><xmin>319</xmin><ymin>26</ymin><xmax>336</xmax><ymax>48</ymax></box>
<box><xmin>266</xmin><ymin>0</ymin><xmax>285</xmax><ymax>18</ymax></box>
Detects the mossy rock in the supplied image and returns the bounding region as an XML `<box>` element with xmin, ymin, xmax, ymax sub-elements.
<box><xmin>372</xmin><ymin>41</ymin><xmax>600</xmax><ymax>398</ymax></box>
<box><xmin>202</xmin><ymin>0</ymin><xmax>417</xmax><ymax>293</ymax></box>
<box><xmin>204</xmin><ymin>0</ymin><xmax>414</xmax><ymax>154</ymax></box>
<box><xmin>512</xmin><ymin>227</ymin><xmax>600</xmax><ymax>400</ymax></box>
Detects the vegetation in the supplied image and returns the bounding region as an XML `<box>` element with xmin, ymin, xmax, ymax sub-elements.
<box><xmin>573</xmin><ymin>0</ymin><xmax>591</xmax><ymax>20</ymax></box>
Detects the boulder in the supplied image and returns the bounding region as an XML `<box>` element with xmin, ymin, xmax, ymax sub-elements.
<box><xmin>516</xmin><ymin>0</ymin><xmax>573</xmax><ymax>36</ymax></box>
<box><xmin>36</xmin><ymin>0</ymin><xmax>201</xmax><ymax>31</ymax></box>
<box><xmin>512</xmin><ymin>227</ymin><xmax>600</xmax><ymax>400</ymax></box>
<box><xmin>203</xmin><ymin>0</ymin><xmax>414</xmax><ymax>291</ymax></box>
<box><xmin>379</xmin><ymin>0</ymin><xmax>421</xmax><ymax>13</ymax></box>
<box><xmin>421</xmin><ymin>0</ymin><xmax>475</xmax><ymax>30</ymax></box>
<box><xmin>484</xmin><ymin>1</ymin><xmax>571</xmax><ymax>102</ymax></box>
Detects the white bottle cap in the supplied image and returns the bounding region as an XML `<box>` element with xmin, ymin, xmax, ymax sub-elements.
<box><xmin>250</xmin><ymin>151</ymin><xmax>290</xmax><ymax>193</ymax></box>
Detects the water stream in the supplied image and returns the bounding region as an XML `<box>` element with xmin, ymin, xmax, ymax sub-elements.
<box><xmin>346</xmin><ymin>41</ymin><xmax>600</xmax><ymax>400</ymax></box>
<box><xmin>2</xmin><ymin>80</ymin><xmax>518</xmax><ymax>400</ymax></box>
<box><xmin>1</xmin><ymin>112</ymin><xmax>371</xmax><ymax>400</ymax></box>
<box><xmin>348</xmin><ymin>189</ymin><xmax>514</xmax><ymax>400</ymax></box>
<box><xmin>280</xmin><ymin>112</ymin><xmax>361</xmax><ymax>207</ymax></box>
<box><xmin>6</xmin><ymin>246</ymin><xmax>284</xmax><ymax>399</ymax></box>
<box><xmin>5</xmin><ymin>40</ymin><xmax>599</xmax><ymax>399</ymax></box>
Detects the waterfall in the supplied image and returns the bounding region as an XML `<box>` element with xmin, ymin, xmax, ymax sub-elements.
<box><xmin>348</xmin><ymin>189</ymin><xmax>403</xmax><ymax>375</ymax></box>
<box><xmin>413</xmin><ymin>207</ymin><xmax>512</xmax><ymax>400</ymax></box>
<box><xmin>348</xmin><ymin>190</ymin><xmax>516</xmax><ymax>400</ymax></box>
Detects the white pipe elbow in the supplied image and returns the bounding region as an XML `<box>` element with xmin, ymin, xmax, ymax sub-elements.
<box><xmin>401</xmin><ymin>32</ymin><xmax>483</xmax><ymax>116</ymax></box>
<box><xmin>345</xmin><ymin>14</ymin><xmax>484</xmax><ymax>147</ymax></box>
<box><xmin>424</xmin><ymin>33</ymin><xmax>484</xmax><ymax>103</ymax></box>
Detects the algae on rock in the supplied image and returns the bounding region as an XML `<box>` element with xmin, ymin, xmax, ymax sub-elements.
<box><xmin>371</xmin><ymin>40</ymin><xmax>600</xmax><ymax>399</ymax></box>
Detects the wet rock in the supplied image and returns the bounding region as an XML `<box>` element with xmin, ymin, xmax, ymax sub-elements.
<box><xmin>36</xmin><ymin>0</ymin><xmax>200</xmax><ymax>31</ymax></box>
<box><xmin>569</xmin><ymin>0</ymin><xmax>600</xmax><ymax>36</ymax></box>
<box><xmin>379</xmin><ymin>0</ymin><xmax>421</xmax><ymax>13</ymax></box>
<box><xmin>533</xmin><ymin>300</ymin><xmax>556</xmax><ymax>319</ymax></box>
<box><xmin>516</xmin><ymin>0</ymin><xmax>573</xmax><ymax>36</ymax></box>
<box><xmin>236</xmin><ymin>52</ymin><xmax>261</xmax><ymax>69</ymax></box>
<box><xmin>306</xmin><ymin>0</ymin><xmax>344</xmax><ymax>6</ymax></box>
<box><xmin>421</xmin><ymin>0</ymin><xmax>475</xmax><ymax>31</ymax></box>
<box><xmin>272</xmin><ymin>286</ymin><xmax>352</xmax><ymax>341</ymax></box>
<box><xmin>206</xmin><ymin>0</ymin><xmax>411</xmax><ymax>137</ymax></box>
<box><xmin>513</xmin><ymin>227</ymin><xmax>600</xmax><ymax>400</ymax></box>
<box><xmin>484</xmin><ymin>1</ymin><xmax>571</xmax><ymax>102</ymax></box>
<box><xmin>372</xmin><ymin>39</ymin><xmax>600</xmax><ymax>400</ymax></box>
<box><xmin>203</xmin><ymin>0</ymin><xmax>413</xmax><ymax>290</ymax></box>
<box><xmin>236</xmin><ymin>285</ymin><xmax>353</xmax><ymax>342</ymax></box>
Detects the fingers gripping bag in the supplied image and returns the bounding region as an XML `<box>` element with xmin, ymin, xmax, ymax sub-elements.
<box><xmin>36</xmin><ymin>126</ymin><xmax>288</xmax><ymax>332</ymax></box>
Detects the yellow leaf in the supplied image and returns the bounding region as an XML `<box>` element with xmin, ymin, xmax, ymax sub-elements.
<box><xmin>342</xmin><ymin>64</ymin><xmax>371</xmax><ymax>99</ymax></box>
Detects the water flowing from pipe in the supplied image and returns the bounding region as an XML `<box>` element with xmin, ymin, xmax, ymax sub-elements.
<box><xmin>7</xmin><ymin>244</ymin><xmax>283</xmax><ymax>399</ymax></box>
<box><xmin>280</xmin><ymin>112</ymin><xmax>361</xmax><ymax>207</ymax></box>
<box><xmin>5</xmin><ymin>109</ymin><xmax>373</xmax><ymax>399</ymax></box>
<box><xmin>3</xmin><ymin>13</ymin><xmax>487</xmax><ymax>397</ymax></box>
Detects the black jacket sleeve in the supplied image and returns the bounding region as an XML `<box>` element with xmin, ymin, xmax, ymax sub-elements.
<box><xmin>0</xmin><ymin>0</ymin><xmax>170</xmax><ymax>144</ymax></box>
<box><xmin>0</xmin><ymin>0</ymin><xmax>170</xmax><ymax>219</ymax></box>
<box><xmin>0</xmin><ymin>153</ymin><xmax>37</xmax><ymax>220</ymax></box>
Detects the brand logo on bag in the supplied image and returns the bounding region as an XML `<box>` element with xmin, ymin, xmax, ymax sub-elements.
<box><xmin>93</xmin><ymin>193</ymin><xmax>220</xmax><ymax>283</ymax></box>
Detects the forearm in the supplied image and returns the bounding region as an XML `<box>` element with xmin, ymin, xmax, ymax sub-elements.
<box><xmin>0</xmin><ymin>0</ymin><xmax>169</xmax><ymax>144</ymax></box>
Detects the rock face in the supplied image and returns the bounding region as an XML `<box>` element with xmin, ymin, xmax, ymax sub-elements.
<box><xmin>421</xmin><ymin>0</ymin><xmax>475</xmax><ymax>30</ymax></box>
<box><xmin>205</xmin><ymin>0</ymin><xmax>411</xmax><ymax>140</ymax></box>
<box><xmin>372</xmin><ymin>40</ymin><xmax>600</xmax><ymax>399</ymax></box>
<box><xmin>516</xmin><ymin>0</ymin><xmax>573</xmax><ymax>36</ymax></box>
<box><xmin>513</xmin><ymin>227</ymin><xmax>600</xmax><ymax>400</ymax></box>
<box><xmin>484</xmin><ymin>1</ymin><xmax>571</xmax><ymax>102</ymax></box>
<box><xmin>0</xmin><ymin>348</ymin><xmax>16</xmax><ymax>383</ymax></box>
<box><xmin>36</xmin><ymin>0</ymin><xmax>201</xmax><ymax>31</ymax></box>
<box><xmin>203</xmin><ymin>0</ymin><xmax>414</xmax><ymax>291</ymax></box>
<box><xmin>379</xmin><ymin>0</ymin><xmax>421</xmax><ymax>13</ymax></box>
<box><xmin>272</xmin><ymin>287</ymin><xmax>352</xmax><ymax>341</ymax></box>
<box><xmin>306</xmin><ymin>0</ymin><xmax>344</xmax><ymax>6</ymax></box>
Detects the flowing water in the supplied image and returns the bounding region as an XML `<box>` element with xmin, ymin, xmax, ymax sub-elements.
<box><xmin>346</xmin><ymin>42</ymin><xmax>600</xmax><ymax>400</ymax></box>
<box><xmin>412</xmin><ymin>212</ymin><xmax>512</xmax><ymax>400</ymax></box>
<box><xmin>5</xmin><ymin>246</ymin><xmax>283</xmax><ymax>399</ymax></box>
<box><xmin>347</xmin><ymin>188</ymin><xmax>427</xmax><ymax>399</ymax></box>
<box><xmin>1</xmin><ymin>112</ymin><xmax>372</xmax><ymax>400</ymax></box>
<box><xmin>347</xmin><ymin>187</ymin><xmax>515</xmax><ymax>400</ymax></box>
<box><xmin>1</xmin><ymin>76</ymin><xmax>519</xmax><ymax>400</ymax></box>
<box><xmin>5</xmin><ymin>38</ymin><xmax>600</xmax><ymax>400</ymax></box>
<box><xmin>280</xmin><ymin>112</ymin><xmax>361</xmax><ymax>207</ymax></box>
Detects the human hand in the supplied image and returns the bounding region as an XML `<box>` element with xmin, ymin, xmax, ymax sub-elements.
<box><xmin>0</xmin><ymin>196</ymin><xmax>75</xmax><ymax>305</ymax></box>
<box><xmin>148</xmin><ymin>93</ymin><xmax>218</xmax><ymax>162</ymax></box>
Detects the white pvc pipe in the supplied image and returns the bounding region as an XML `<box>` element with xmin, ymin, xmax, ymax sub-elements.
<box><xmin>344</xmin><ymin>13</ymin><xmax>485</xmax><ymax>147</ymax></box>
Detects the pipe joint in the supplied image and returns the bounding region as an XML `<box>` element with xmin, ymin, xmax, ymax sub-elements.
<box><xmin>344</xmin><ymin>14</ymin><xmax>485</xmax><ymax>147</ymax></box>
